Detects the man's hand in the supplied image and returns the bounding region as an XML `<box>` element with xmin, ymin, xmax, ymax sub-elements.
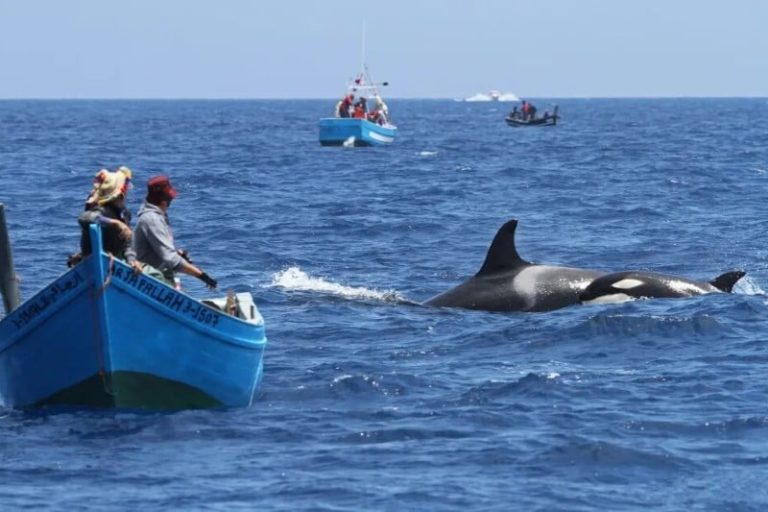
<box><xmin>130</xmin><ymin>261</ymin><xmax>144</xmax><ymax>274</ymax></box>
<box><xmin>199</xmin><ymin>271</ymin><xmax>217</xmax><ymax>289</ymax></box>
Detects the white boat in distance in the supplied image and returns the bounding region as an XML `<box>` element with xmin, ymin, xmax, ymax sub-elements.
<box><xmin>462</xmin><ymin>91</ymin><xmax>519</xmax><ymax>102</ymax></box>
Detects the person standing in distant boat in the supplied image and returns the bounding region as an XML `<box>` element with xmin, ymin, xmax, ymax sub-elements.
<box><xmin>367</xmin><ymin>109</ymin><xmax>381</xmax><ymax>125</ymax></box>
<box><xmin>76</xmin><ymin>166</ymin><xmax>140</xmax><ymax>270</ymax></box>
<box><xmin>132</xmin><ymin>175</ymin><xmax>217</xmax><ymax>290</ymax></box>
<box><xmin>372</xmin><ymin>95</ymin><xmax>390</xmax><ymax>124</ymax></box>
<box><xmin>337</xmin><ymin>94</ymin><xmax>354</xmax><ymax>118</ymax></box>
<box><xmin>528</xmin><ymin>102</ymin><xmax>537</xmax><ymax>120</ymax></box>
<box><xmin>521</xmin><ymin>100</ymin><xmax>529</xmax><ymax>120</ymax></box>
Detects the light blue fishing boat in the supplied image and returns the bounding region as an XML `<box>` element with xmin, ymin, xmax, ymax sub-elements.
<box><xmin>319</xmin><ymin>29</ymin><xmax>397</xmax><ymax>147</ymax></box>
<box><xmin>0</xmin><ymin>213</ymin><xmax>267</xmax><ymax>410</ymax></box>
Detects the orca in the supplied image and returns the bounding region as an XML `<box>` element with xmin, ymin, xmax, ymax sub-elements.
<box><xmin>423</xmin><ymin>219</ymin><xmax>606</xmax><ymax>312</ymax></box>
<box><xmin>579</xmin><ymin>269</ymin><xmax>746</xmax><ymax>305</ymax></box>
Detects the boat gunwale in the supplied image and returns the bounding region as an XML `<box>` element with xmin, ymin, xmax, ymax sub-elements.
<box><xmin>0</xmin><ymin>265</ymin><xmax>91</xmax><ymax>355</ymax></box>
<box><xmin>318</xmin><ymin>117</ymin><xmax>398</xmax><ymax>132</ymax></box>
<box><xmin>104</xmin><ymin>256</ymin><xmax>266</xmax><ymax>351</ymax></box>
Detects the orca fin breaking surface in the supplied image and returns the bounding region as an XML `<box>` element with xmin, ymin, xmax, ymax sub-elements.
<box><xmin>477</xmin><ymin>219</ymin><xmax>530</xmax><ymax>275</ymax></box>
<box><xmin>709</xmin><ymin>270</ymin><xmax>746</xmax><ymax>292</ymax></box>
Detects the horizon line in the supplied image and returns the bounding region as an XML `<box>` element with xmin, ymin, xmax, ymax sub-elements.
<box><xmin>0</xmin><ymin>95</ymin><xmax>765</xmax><ymax>101</ymax></box>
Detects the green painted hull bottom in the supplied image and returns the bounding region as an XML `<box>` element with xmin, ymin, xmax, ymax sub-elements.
<box><xmin>33</xmin><ymin>371</ymin><xmax>224</xmax><ymax>410</ymax></box>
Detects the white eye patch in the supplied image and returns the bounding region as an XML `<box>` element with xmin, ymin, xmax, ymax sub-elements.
<box><xmin>611</xmin><ymin>278</ymin><xmax>645</xmax><ymax>290</ymax></box>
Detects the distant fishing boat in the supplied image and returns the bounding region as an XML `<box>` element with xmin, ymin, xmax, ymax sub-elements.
<box><xmin>0</xmin><ymin>210</ymin><xmax>267</xmax><ymax>410</ymax></box>
<box><xmin>505</xmin><ymin>105</ymin><xmax>560</xmax><ymax>127</ymax></box>
<box><xmin>319</xmin><ymin>29</ymin><xmax>397</xmax><ymax>147</ymax></box>
<box><xmin>319</xmin><ymin>70</ymin><xmax>397</xmax><ymax>147</ymax></box>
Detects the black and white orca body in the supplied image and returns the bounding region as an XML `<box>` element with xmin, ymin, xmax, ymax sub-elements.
<box><xmin>579</xmin><ymin>270</ymin><xmax>746</xmax><ymax>305</ymax></box>
<box><xmin>424</xmin><ymin>219</ymin><xmax>606</xmax><ymax>312</ymax></box>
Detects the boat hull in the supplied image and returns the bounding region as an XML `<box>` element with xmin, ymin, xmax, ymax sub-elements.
<box><xmin>318</xmin><ymin>118</ymin><xmax>397</xmax><ymax>146</ymax></box>
<box><xmin>0</xmin><ymin>227</ymin><xmax>267</xmax><ymax>410</ymax></box>
<box><xmin>505</xmin><ymin>117</ymin><xmax>558</xmax><ymax>127</ymax></box>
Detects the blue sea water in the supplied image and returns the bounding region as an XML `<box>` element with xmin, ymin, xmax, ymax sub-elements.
<box><xmin>0</xmin><ymin>98</ymin><xmax>767</xmax><ymax>511</ymax></box>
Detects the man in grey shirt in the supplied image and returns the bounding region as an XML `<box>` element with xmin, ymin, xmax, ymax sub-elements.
<box><xmin>132</xmin><ymin>175</ymin><xmax>217</xmax><ymax>289</ymax></box>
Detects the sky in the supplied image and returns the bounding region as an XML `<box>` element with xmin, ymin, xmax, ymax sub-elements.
<box><xmin>0</xmin><ymin>0</ymin><xmax>765</xmax><ymax>99</ymax></box>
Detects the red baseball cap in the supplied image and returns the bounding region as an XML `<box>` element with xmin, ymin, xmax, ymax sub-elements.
<box><xmin>147</xmin><ymin>175</ymin><xmax>178</xmax><ymax>202</ymax></box>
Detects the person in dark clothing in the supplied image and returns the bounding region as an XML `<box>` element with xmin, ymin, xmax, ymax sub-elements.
<box><xmin>337</xmin><ymin>94</ymin><xmax>354</xmax><ymax>118</ymax></box>
<box><xmin>528</xmin><ymin>103</ymin><xmax>537</xmax><ymax>120</ymax></box>
<box><xmin>77</xmin><ymin>167</ymin><xmax>140</xmax><ymax>270</ymax></box>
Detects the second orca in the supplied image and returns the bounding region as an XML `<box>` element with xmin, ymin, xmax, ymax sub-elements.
<box><xmin>579</xmin><ymin>269</ymin><xmax>746</xmax><ymax>305</ymax></box>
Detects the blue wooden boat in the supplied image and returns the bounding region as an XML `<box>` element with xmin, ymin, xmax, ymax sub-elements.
<box><xmin>318</xmin><ymin>117</ymin><xmax>397</xmax><ymax>147</ymax></box>
<box><xmin>0</xmin><ymin>224</ymin><xmax>267</xmax><ymax>410</ymax></box>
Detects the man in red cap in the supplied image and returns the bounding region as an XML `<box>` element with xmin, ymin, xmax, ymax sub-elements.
<box><xmin>132</xmin><ymin>175</ymin><xmax>217</xmax><ymax>289</ymax></box>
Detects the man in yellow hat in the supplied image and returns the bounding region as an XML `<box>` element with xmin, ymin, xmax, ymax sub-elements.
<box><xmin>78</xmin><ymin>166</ymin><xmax>141</xmax><ymax>271</ymax></box>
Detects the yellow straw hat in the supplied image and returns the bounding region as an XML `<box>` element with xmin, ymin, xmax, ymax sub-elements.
<box><xmin>86</xmin><ymin>167</ymin><xmax>133</xmax><ymax>206</ymax></box>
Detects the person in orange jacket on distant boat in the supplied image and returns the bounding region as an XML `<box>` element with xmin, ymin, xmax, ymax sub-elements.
<box><xmin>352</xmin><ymin>97</ymin><xmax>367</xmax><ymax>118</ymax></box>
<box><xmin>368</xmin><ymin>95</ymin><xmax>390</xmax><ymax>125</ymax></box>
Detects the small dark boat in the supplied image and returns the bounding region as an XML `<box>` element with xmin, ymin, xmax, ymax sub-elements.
<box><xmin>505</xmin><ymin>105</ymin><xmax>559</xmax><ymax>127</ymax></box>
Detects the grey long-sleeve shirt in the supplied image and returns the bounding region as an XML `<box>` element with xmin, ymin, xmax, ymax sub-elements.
<box><xmin>132</xmin><ymin>201</ymin><xmax>183</xmax><ymax>275</ymax></box>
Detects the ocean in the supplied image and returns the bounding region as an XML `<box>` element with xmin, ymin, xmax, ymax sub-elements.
<box><xmin>0</xmin><ymin>98</ymin><xmax>767</xmax><ymax>511</ymax></box>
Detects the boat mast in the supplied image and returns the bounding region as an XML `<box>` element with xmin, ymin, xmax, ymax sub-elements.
<box><xmin>361</xmin><ymin>21</ymin><xmax>366</xmax><ymax>79</ymax></box>
<box><xmin>360</xmin><ymin>22</ymin><xmax>380</xmax><ymax>98</ymax></box>
<box><xmin>0</xmin><ymin>203</ymin><xmax>21</xmax><ymax>314</ymax></box>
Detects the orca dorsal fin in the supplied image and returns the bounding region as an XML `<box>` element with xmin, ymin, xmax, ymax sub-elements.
<box><xmin>709</xmin><ymin>270</ymin><xmax>746</xmax><ymax>292</ymax></box>
<box><xmin>477</xmin><ymin>219</ymin><xmax>530</xmax><ymax>275</ymax></box>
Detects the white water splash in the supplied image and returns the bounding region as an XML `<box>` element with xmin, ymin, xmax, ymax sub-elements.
<box><xmin>735</xmin><ymin>275</ymin><xmax>765</xmax><ymax>296</ymax></box>
<box><xmin>269</xmin><ymin>266</ymin><xmax>409</xmax><ymax>303</ymax></box>
<box><xmin>418</xmin><ymin>150</ymin><xmax>438</xmax><ymax>157</ymax></box>
<box><xmin>342</xmin><ymin>136</ymin><xmax>356</xmax><ymax>147</ymax></box>
<box><xmin>332</xmin><ymin>374</ymin><xmax>354</xmax><ymax>384</ymax></box>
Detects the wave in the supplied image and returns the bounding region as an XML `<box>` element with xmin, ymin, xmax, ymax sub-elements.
<box><xmin>533</xmin><ymin>436</ymin><xmax>693</xmax><ymax>475</ymax></box>
<box><xmin>459</xmin><ymin>372</ymin><xmax>566</xmax><ymax>405</ymax></box>
<box><xmin>268</xmin><ymin>266</ymin><xmax>413</xmax><ymax>304</ymax></box>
